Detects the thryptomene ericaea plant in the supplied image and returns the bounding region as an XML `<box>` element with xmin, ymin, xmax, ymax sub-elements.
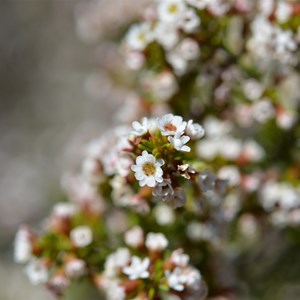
<box><xmin>15</xmin><ymin>0</ymin><xmax>300</xmax><ymax>299</ymax></box>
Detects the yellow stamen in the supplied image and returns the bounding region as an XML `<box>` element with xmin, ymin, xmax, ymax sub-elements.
<box><xmin>143</xmin><ymin>163</ymin><xmax>156</xmax><ymax>176</ymax></box>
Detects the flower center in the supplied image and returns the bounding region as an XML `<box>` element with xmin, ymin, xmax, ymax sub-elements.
<box><xmin>168</xmin><ymin>4</ymin><xmax>178</xmax><ymax>14</ymax></box>
<box><xmin>164</xmin><ymin>123</ymin><xmax>177</xmax><ymax>132</ymax></box>
<box><xmin>143</xmin><ymin>162</ymin><xmax>156</xmax><ymax>176</ymax></box>
<box><xmin>138</xmin><ymin>32</ymin><xmax>146</xmax><ymax>42</ymax></box>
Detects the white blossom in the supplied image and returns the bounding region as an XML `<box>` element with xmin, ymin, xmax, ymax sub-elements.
<box><xmin>177</xmin><ymin>38</ymin><xmax>200</xmax><ymax>61</ymax></box>
<box><xmin>145</xmin><ymin>232</ymin><xmax>169</xmax><ymax>251</ymax></box>
<box><xmin>155</xmin><ymin>21</ymin><xmax>179</xmax><ymax>50</ymax></box>
<box><xmin>65</xmin><ymin>259</ymin><xmax>86</xmax><ymax>279</ymax></box>
<box><xmin>158</xmin><ymin>114</ymin><xmax>187</xmax><ymax>136</ymax></box>
<box><xmin>125</xmin><ymin>22</ymin><xmax>154</xmax><ymax>51</ymax></box>
<box><xmin>52</xmin><ymin>202</ymin><xmax>77</xmax><ymax>219</ymax></box>
<box><xmin>243</xmin><ymin>79</ymin><xmax>264</xmax><ymax>101</ymax></box>
<box><xmin>25</xmin><ymin>259</ymin><xmax>49</xmax><ymax>285</ymax></box>
<box><xmin>275</xmin><ymin>2</ymin><xmax>292</xmax><ymax>23</ymax></box>
<box><xmin>106</xmin><ymin>282</ymin><xmax>126</xmax><ymax>300</ymax></box>
<box><xmin>219</xmin><ymin>137</ymin><xmax>242</xmax><ymax>160</ymax></box>
<box><xmin>131</xmin><ymin>117</ymin><xmax>152</xmax><ymax>136</ymax></box>
<box><xmin>258</xmin><ymin>0</ymin><xmax>274</xmax><ymax>17</ymax></box>
<box><xmin>165</xmin><ymin>267</ymin><xmax>187</xmax><ymax>291</ymax></box>
<box><xmin>179</xmin><ymin>8</ymin><xmax>200</xmax><ymax>33</ymax></box>
<box><xmin>252</xmin><ymin>99</ymin><xmax>275</xmax><ymax>123</ymax></box>
<box><xmin>157</xmin><ymin>0</ymin><xmax>186</xmax><ymax>23</ymax></box>
<box><xmin>131</xmin><ymin>151</ymin><xmax>164</xmax><ymax>187</ymax></box>
<box><xmin>170</xmin><ymin>249</ymin><xmax>190</xmax><ymax>267</ymax></box>
<box><xmin>125</xmin><ymin>226</ymin><xmax>144</xmax><ymax>248</ymax></box>
<box><xmin>153</xmin><ymin>204</ymin><xmax>175</xmax><ymax>225</ymax></box>
<box><xmin>105</xmin><ymin>248</ymin><xmax>131</xmax><ymax>278</ymax></box>
<box><xmin>242</xmin><ymin>140</ymin><xmax>265</xmax><ymax>162</ymax></box>
<box><xmin>218</xmin><ymin>166</ymin><xmax>241</xmax><ymax>187</ymax></box>
<box><xmin>70</xmin><ymin>226</ymin><xmax>93</xmax><ymax>248</ymax></box>
<box><xmin>125</xmin><ymin>51</ymin><xmax>145</xmax><ymax>70</ymax></box>
<box><xmin>168</xmin><ymin>133</ymin><xmax>191</xmax><ymax>152</ymax></box>
<box><xmin>186</xmin><ymin>120</ymin><xmax>205</xmax><ymax>140</ymax></box>
<box><xmin>123</xmin><ymin>256</ymin><xmax>150</xmax><ymax>280</ymax></box>
<box><xmin>152</xmin><ymin>72</ymin><xmax>178</xmax><ymax>102</ymax></box>
<box><xmin>14</xmin><ymin>226</ymin><xmax>32</xmax><ymax>264</ymax></box>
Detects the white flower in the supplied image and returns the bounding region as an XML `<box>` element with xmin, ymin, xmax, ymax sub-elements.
<box><xmin>242</xmin><ymin>140</ymin><xmax>265</xmax><ymax>162</ymax></box>
<box><xmin>196</xmin><ymin>139</ymin><xmax>219</xmax><ymax>160</ymax></box>
<box><xmin>207</xmin><ymin>0</ymin><xmax>231</xmax><ymax>16</ymax></box>
<box><xmin>125</xmin><ymin>22</ymin><xmax>154</xmax><ymax>51</ymax></box>
<box><xmin>131</xmin><ymin>117</ymin><xmax>152</xmax><ymax>136</ymax></box>
<box><xmin>123</xmin><ymin>256</ymin><xmax>150</xmax><ymax>280</ymax></box>
<box><xmin>275</xmin><ymin>2</ymin><xmax>292</xmax><ymax>23</ymax></box>
<box><xmin>166</xmin><ymin>51</ymin><xmax>188</xmax><ymax>75</ymax></box>
<box><xmin>106</xmin><ymin>282</ymin><xmax>126</xmax><ymax>300</ymax></box>
<box><xmin>170</xmin><ymin>249</ymin><xmax>190</xmax><ymax>267</ymax></box>
<box><xmin>185</xmin><ymin>267</ymin><xmax>202</xmax><ymax>288</ymax></box>
<box><xmin>105</xmin><ymin>248</ymin><xmax>131</xmax><ymax>278</ymax></box>
<box><xmin>131</xmin><ymin>151</ymin><xmax>164</xmax><ymax>187</ymax></box>
<box><xmin>165</xmin><ymin>267</ymin><xmax>187</xmax><ymax>291</ymax></box>
<box><xmin>177</xmin><ymin>38</ymin><xmax>200</xmax><ymax>61</ymax></box>
<box><xmin>219</xmin><ymin>137</ymin><xmax>242</xmax><ymax>160</ymax></box>
<box><xmin>186</xmin><ymin>222</ymin><xmax>213</xmax><ymax>241</ymax></box>
<box><xmin>168</xmin><ymin>133</ymin><xmax>191</xmax><ymax>152</ymax></box>
<box><xmin>125</xmin><ymin>51</ymin><xmax>145</xmax><ymax>70</ymax></box>
<box><xmin>14</xmin><ymin>226</ymin><xmax>32</xmax><ymax>264</ymax></box>
<box><xmin>158</xmin><ymin>114</ymin><xmax>187</xmax><ymax>136</ymax></box>
<box><xmin>243</xmin><ymin>79</ymin><xmax>264</xmax><ymax>101</ymax></box>
<box><xmin>259</xmin><ymin>0</ymin><xmax>274</xmax><ymax>17</ymax></box>
<box><xmin>152</xmin><ymin>72</ymin><xmax>178</xmax><ymax>102</ymax></box>
<box><xmin>25</xmin><ymin>259</ymin><xmax>49</xmax><ymax>285</ymax></box>
<box><xmin>276</xmin><ymin>110</ymin><xmax>297</xmax><ymax>130</ymax></box>
<box><xmin>252</xmin><ymin>99</ymin><xmax>275</xmax><ymax>123</ymax></box>
<box><xmin>65</xmin><ymin>258</ymin><xmax>86</xmax><ymax>279</ymax></box>
<box><xmin>48</xmin><ymin>274</ymin><xmax>70</xmax><ymax>294</ymax></box>
<box><xmin>218</xmin><ymin>166</ymin><xmax>241</xmax><ymax>187</ymax></box>
<box><xmin>52</xmin><ymin>202</ymin><xmax>77</xmax><ymax>219</ymax></box>
<box><xmin>70</xmin><ymin>226</ymin><xmax>93</xmax><ymax>248</ymax></box>
<box><xmin>155</xmin><ymin>21</ymin><xmax>179</xmax><ymax>50</ymax></box>
<box><xmin>145</xmin><ymin>232</ymin><xmax>169</xmax><ymax>251</ymax></box>
<box><xmin>157</xmin><ymin>0</ymin><xmax>186</xmax><ymax>23</ymax></box>
<box><xmin>125</xmin><ymin>226</ymin><xmax>144</xmax><ymax>248</ymax></box>
<box><xmin>153</xmin><ymin>204</ymin><xmax>175</xmax><ymax>225</ymax></box>
<box><xmin>179</xmin><ymin>8</ymin><xmax>200</xmax><ymax>33</ymax></box>
<box><xmin>186</xmin><ymin>120</ymin><xmax>205</xmax><ymax>140</ymax></box>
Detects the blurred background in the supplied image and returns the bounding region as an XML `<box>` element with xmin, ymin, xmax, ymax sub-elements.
<box><xmin>0</xmin><ymin>0</ymin><xmax>134</xmax><ymax>298</ymax></box>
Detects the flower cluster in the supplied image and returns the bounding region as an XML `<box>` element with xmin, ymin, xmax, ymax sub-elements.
<box><xmin>14</xmin><ymin>0</ymin><xmax>300</xmax><ymax>299</ymax></box>
<box><xmin>96</xmin><ymin>228</ymin><xmax>207</xmax><ymax>300</ymax></box>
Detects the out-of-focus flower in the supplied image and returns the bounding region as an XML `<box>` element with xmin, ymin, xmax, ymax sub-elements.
<box><xmin>145</xmin><ymin>232</ymin><xmax>169</xmax><ymax>251</ymax></box>
<box><xmin>125</xmin><ymin>226</ymin><xmax>144</xmax><ymax>248</ymax></box>
<box><xmin>25</xmin><ymin>259</ymin><xmax>49</xmax><ymax>285</ymax></box>
<box><xmin>123</xmin><ymin>256</ymin><xmax>150</xmax><ymax>280</ymax></box>
<box><xmin>70</xmin><ymin>226</ymin><xmax>93</xmax><ymax>248</ymax></box>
